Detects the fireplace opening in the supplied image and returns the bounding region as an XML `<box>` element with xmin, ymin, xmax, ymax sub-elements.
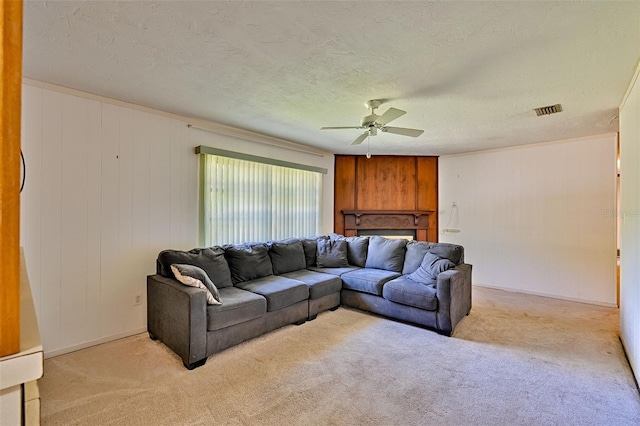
<box><xmin>357</xmin><ymin>229</ymin><xmax>416</xmax><ymax>241</ymax></box>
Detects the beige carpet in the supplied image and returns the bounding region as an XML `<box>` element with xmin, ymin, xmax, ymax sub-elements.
<box><xmin>40</xmin><ymin>287</ymin><xmax>640</xmax><ymax>425</ymax></box>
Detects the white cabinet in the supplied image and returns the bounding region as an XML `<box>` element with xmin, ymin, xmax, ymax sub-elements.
<box><xmin>0</xmin><ymin>251</ymin><xmax>43</xmax><ymax>425</ymax></box>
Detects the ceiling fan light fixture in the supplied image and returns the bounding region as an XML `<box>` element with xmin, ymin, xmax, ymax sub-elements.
<box><xmin>361</xmin><ymin>114</ymin><xmax>379</xmax><ymax>127</ymax></box>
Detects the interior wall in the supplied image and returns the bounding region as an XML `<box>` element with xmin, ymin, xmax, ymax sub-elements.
<box><xmin>20</xmin><ymin>82</ymin><xmax>334</xmax><ymax>357</ymax></box>
<box><xmin>620</xmin><ymin>63</ymin><xmax>640</xmax><ymax>384</ymax></box>
<box><xmin>439</xmin><ymin>134</ymin><xmax>617</xmax><ymax>305</ymax></box>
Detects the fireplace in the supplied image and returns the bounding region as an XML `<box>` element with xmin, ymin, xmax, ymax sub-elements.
<box><xmin>342</xmin><ymin>210</ymin><xmax>434</xmax><ymax>241</ymax></box>
<box><xmin>357</xmin><ymin>229</ymin><xmax>416</xmax><ymax>240</ymax></box>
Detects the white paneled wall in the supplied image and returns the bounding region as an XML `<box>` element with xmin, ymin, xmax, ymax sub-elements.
<box><xmin>620</xmin><ymin>65</ymin><xmax>640</xmax><ymax>384</ymax></box>
<box><xmin>439</xmin><ymin>134</ymin><xmax>618</xmax><ymax>305</ymax></box>
<box><xmin>20</xmin><ymin>83</ymin><xmax>334</xmax><ymax>356</ymax></box>
<box><xmin>21</xmin><ymin>85</ymin><xmax>196</xmax><ymax>356</ymax></box>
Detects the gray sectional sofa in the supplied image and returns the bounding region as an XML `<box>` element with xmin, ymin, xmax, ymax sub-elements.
<box><xmin>147</xmin><ymin>235</ymin><xmax>472</xmax><ymax>369</ymax></box>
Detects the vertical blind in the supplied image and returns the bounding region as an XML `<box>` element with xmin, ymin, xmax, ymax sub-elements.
<box><xmin>202</xmin><ymin>154</ymin><xmax>322</xmax><ymax>245</ymax></box>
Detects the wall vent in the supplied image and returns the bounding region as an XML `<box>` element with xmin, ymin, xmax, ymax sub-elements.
<box><xmin>534</xmin><ymin>104</ymin><xmax>563</xmax><ymax>116</ymax></box>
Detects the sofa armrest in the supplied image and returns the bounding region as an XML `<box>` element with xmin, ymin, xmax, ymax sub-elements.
<box><xmin>435</xmin><ymin>263</ymin><xmax>472</xmax><ymax>336</ymax></box>
<box><xmin>147</xmin><ymin>274</ymin><xmax>208</xmax><ymax>368</ymax></box>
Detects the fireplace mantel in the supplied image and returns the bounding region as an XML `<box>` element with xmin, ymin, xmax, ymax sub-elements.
<box><xmin>342</xmin><ymin>210</ymin><xmax>434</xmax><ymax>240</ymax></box>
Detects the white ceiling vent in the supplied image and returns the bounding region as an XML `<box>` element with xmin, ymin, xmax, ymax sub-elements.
<box><xmin>534</xmin><ymin>104</ymin><xmax>563</xmax><ymax>116</ymax></box>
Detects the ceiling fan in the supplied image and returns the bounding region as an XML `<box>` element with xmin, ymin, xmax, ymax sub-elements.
<box><xmin>321</xmin><ymin>100</ymin><xmax>424</xmax><ymax>145</ymax></box>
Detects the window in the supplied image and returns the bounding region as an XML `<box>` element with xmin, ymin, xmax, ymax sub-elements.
<box><xmin>200</xmin><ymin>150</ymin><xmax>323</xmax><ymax>245</ymax></box>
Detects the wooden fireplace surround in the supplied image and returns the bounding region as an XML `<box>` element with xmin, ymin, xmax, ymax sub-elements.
<box><xmin>334</xmin><ymin>155</ymin><xmax>439</xmax><ymax>242</ymax></box>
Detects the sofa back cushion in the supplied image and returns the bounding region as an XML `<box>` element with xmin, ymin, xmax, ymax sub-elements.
<box><xmin>344</xmin><ymin>236</ymin><xmax>369</xmax><ymax>267</ymax></box>
<box><xmin>365</xmin><ymin>236</ymin><xmax>407</xmax><ymax>273</ymax></box>
<box><xmin>301</xmin><ymin>238</ymin><xmax>319</xmax><ymax>268</ymax></box>
<box><xmin>157</xmin><ymin>247</ymin><xmax>233</xmax><ymax>288</ymax></box>
<box><xmin>316</xmin><ymin>237</ymin><xmax>349</xmax><ymax>268</ymax></box>
<box><xmin>224</xmin><ymin>243</ymin><xmax>274</xmax><ymax>284</ymax></box>
<box><xmin>429</xmin><ymin>243</ymin><xmax>464</xmax><ymax>265</ymax></box>
<box><xmin>268</xmin><ymin>239</ymin><xmax>307</xmax><ymax>274</ymax></box>
<box><xmin>402</xmin><ymin>241</ymin><xmax>465</xmax><ymax>275</ymax></box>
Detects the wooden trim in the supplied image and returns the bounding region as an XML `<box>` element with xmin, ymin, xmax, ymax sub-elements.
<box><xmin>414</xmin><ymin>157</ymin><xmax>419</xmax><ymax>211</ymax></box>
<box><xmin>342</xmin><ymin>210</ymin><xmax>434</xmax><ymax>215</ymax></box>
<box><xmin>354</xmin><ymin>156</ymin><xmax>359</xmax><ymax>210</ymax></box>
<box><xmin>333</xmin><ymin>156</ymin><xmax>356</xmax><ymax>235</ymax></box>
<box><xmin>0</xmin><ymin>0</ymin><xmax>23</xmax><ymax>357</ymax></box>
<box><xmin>342</xmin><ymin>210</ymin><xmax>434</xmax><ymax>237</ymax></box>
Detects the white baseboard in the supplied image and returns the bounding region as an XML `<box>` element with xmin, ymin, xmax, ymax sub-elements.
<box><xmin>472</xmin><ymin>283</ymin><xmax>618</xmax><ymax>308</ymax></box>
<box><xmin>44</xmin><ymin>328</ymin><xmax>148</xmax><ymax>359</ymax></box>
<box><xmin>620</xmin><ymin>334</ymin><xmax>640</xmax><ymax>390</ymax></box>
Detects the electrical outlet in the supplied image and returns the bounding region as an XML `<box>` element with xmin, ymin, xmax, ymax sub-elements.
<box><xmin>133</xmin><ymin>293</ymin><xmax>142</xmax><ymax>306</ymax></box>
<box><xmin>452</xmin><ymin>201</ymin><xmax>458</xmax><ymax>207</ymax></box>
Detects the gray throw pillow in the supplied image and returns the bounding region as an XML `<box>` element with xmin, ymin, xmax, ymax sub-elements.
<box><xmin>365</xmin><ymin>236</ymin><xmax>407</xmax><ymax>272</ymax></box>
<box><xmin>224</xmin><ymin>243</ymin><xmax>274</xmax><ymax>284</ymax></box>
<box><xmin>402</xmin><ymin>241</ymin><xmax>464</xmax><ymax>274</ymax></box>
<box><xmin>268</xmin><ymin>239</ymin><xmax>306</xmax><ymax>274</ymax></box>
<box><xmin>170</xmin><ymin>264</ymin><xmax>222</xmax><ymax>305</ymax></box>
<box><xmin>344</xmin><ymin>236</ymin><xmax>369</xmax><ymax>267</ymax></box>
<box><xmin>316</xmin><ymin>238</ymin><xmax>349</xmax><ymax>268</ymax></box>
<box><xmin>407</xmin><ymin>252</ymin><xmax>455</xmax><ymax>284</ymax></box>
<box><xmin>157</xmin><ymin>246</ymin><xmax>233</xmax><ymax>288</ymax></box>
<box><xmin>402</xmin><ymin>241</ymin><xmax>435</xmax><ymax>275</ymax></box>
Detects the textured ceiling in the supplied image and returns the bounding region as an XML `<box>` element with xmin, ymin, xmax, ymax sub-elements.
<box><xmin>23</xmin><ymin>1</ymin><xmax>640</xmax><ymax>155</ymax></box>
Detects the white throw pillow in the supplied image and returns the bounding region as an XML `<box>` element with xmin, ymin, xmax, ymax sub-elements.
<box><xmin>170</xmin><ymin>264</ymin><xmax>222</xmax><ymax>305</ymax></box>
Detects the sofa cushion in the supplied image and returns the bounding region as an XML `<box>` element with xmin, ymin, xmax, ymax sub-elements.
<box><xmin>281</xmin><ymin>269</ymin><xmax>343</xmax><ymax>300</ymax></box>
<box><xmin>301</xmin><ymin>238</ymin><xmax>319</xmax><ymax>268</ymax></box>
<box><xmin>382</xmin><ymin>276</ymin><xmax>438</xmax><ymax>311</ymax></box>
<box><xmin>365</xmin><ymin>236</ymin><xmax>407</xmax><ymax>272</ymax></box>
<box><xmin>316</xmin><ymin>237</ymin><xmax>349</xmax><ymax>268</ymax></box>
<box><xmin>402</xmin><ymin>241</ymin><xmax>464</xmax><ymax>274</ymax></box>
<box><xmin>206</xmin><ymin>287</ymin><xmax>266</xmax><ymax>331</ymax></box>
<box><xmin>234</xmin><ymin>275</ymin><xmax>309</xmax><ymax>312</ymax></box>
<box><xmin>407</xmin><ymin>252</ymin><xmax>456</xmax><ymax>284</ymax></box>
<box><xmin>224</xmin><ymin>243</ymin><xmax>273</xmax><ymax>284</ymax></box>
<box><xmin>157</xmin><ymin>246</ymin><xmax>233</xmax><ymax>288</ymax></box>
<box><xmin>268</xmin><ymin>239</ymin><xmax>306</xmax><ymax>275</ymax></box>
<box><xmin>341</xmin><ymin>268</ymin><xmax>401</xmax><ymax>296</ymax></box>
<box><xmin>170</xmin><ymin>264</ymin><xmax>222</xmax><ymax>305</ymax></box>
<box><xmin>306</xmin><ymin>265</ymin><xmax>361</xmax><ymax>276</ymax></box>
<box><xmin>344</xmin><ymin>236</ymin><xmax>369</xmax><ymax>267</ymax></box>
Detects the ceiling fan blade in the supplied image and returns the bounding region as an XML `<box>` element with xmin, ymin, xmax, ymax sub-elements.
<box><xmin>350</xmin><ymin>132</ymin><xmax>369</xmax><ymax>145</ymax></box>
<box><xmin>321</xmin><ymin>126</ymin><xmax>363</xmax><ymax>130</ymax></box>
<box><xmin>381</xmin><ymin>126</ymin><xmax>424</xmax><ymax>137</ymax></box>
<box><xmin>376</xmin><ymin>107</ymin><xmax>406</xmax><ymax>125</ymax></box>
